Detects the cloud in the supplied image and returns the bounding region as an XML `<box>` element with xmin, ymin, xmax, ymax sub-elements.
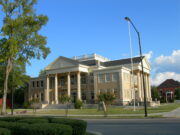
<box><xmin>150</xmin><ymin>50</ymin><xmax>180</xmax><ymax>86</ymax></box>
<box><xmin>154</xmin><ymin>50</ymin><xmax>180</xmax><ymax>73</ymax></box>
<box><xmin>151</xmin><ymin>72</ymin><xmax>180</xmax><ymax>86</ymax></box>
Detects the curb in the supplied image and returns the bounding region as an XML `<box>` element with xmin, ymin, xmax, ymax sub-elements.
<box><xmin>87</xmin><ymin>130</ymin><xmax>103</xmax><ymax>135</ymax></box>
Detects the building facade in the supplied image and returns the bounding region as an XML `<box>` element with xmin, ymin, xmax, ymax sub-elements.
<box><xmin>27</xmin><ymin>54</ymin><xmax>152</xmax><ymax>106</ymax></box>
<box><xmin>158</xmin><ymin>79</ymin><xmax>180</xmax><ymax>101</ymax></box>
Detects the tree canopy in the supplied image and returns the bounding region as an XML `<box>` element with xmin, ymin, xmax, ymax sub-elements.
<box><xmin>0</xmin><ymin>0</ymin><xmax>50</xmax><ymax>114</ymax></box>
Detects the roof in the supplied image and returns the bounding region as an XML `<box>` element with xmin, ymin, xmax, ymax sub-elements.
<box><xmin>45</xmin><ymin>55</ymin><xmax>145</xmax><ymax>70</ymax></box>
<box><xmin>158</xmin><ymin>79</ymin><xmax>180</xmax><ymax>89</ymax></box>
<box><xmin>102</xmin><ymin>56</ymin><xmax>144</xmax><ymax>67</ymax></box>
<box><xmin>79</xmin><ymin>60</ymin><xmax>97</xmax><ymax>66</ymax></box>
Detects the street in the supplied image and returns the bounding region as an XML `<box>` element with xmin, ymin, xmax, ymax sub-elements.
<box><xmin>86</xmin><ymin>118</ymin><xmax>180</xmax><ymax>135</ymax></box>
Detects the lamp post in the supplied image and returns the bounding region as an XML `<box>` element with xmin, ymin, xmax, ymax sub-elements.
<box><xmin>124</xmin><ymin>17</ymin><xmax>148</xmax><ymax>117</ymax></box>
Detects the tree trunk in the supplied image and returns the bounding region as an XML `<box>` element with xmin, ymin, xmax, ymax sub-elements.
<box><xmin>1</xmin><ymin>58</ymin><xmax>12</xmax><ymax>115</ymax></box>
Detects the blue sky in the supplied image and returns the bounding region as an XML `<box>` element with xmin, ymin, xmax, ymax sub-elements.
<box><xmin>1</xmin><ymin>0</ymin><xmax>180</xmax><ymax>85</ymax></box>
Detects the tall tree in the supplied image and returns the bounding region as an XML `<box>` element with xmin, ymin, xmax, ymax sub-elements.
<box><xmin>0</xmin><ymin>0</ymin><xmax>50</xmax><ymax>114</ymax></box>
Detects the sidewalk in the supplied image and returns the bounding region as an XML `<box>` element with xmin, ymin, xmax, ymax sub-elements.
<box><xmin>163</xmin><ymin>107</ymin><xmax>180</xmax><ymax>117</ymax></box>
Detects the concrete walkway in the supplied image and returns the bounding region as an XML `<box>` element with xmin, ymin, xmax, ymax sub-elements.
<box><xmin>163</xmin><ymin>107</ymin><xmax>180</xmax><ymax>118</ymax></box>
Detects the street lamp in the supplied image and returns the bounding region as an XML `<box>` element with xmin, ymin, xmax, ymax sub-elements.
<box><xmin>124</xmin><ymin>17</ymin><xmax>148</xmax><ymax>117</ymax></box>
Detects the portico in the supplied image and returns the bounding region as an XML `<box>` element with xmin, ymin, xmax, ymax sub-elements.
<box><xmin>45</xmin><ymin>71</ymin><xmax>88</xmax><ymax>104</ymax></box>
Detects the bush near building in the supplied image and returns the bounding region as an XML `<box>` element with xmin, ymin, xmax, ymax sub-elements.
<box><xmin>0</xmin><ymin>117</ymin><xmax>87</xmax><ymax>135</ymax></box>
<box><xmin>74</xmin><ymin>99</ymin><xmax>83</xmax><ymax>109</ymax></box>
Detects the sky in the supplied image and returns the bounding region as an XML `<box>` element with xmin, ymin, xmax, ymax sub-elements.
<box><xmin>1</xmin><ymin>0</ymin><xmax>180</xmax><ymax>86</ymax></box>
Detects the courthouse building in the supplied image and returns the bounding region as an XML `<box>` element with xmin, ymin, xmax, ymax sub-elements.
<box><xmin>27</xmin><ymin>54</ymin><xmax>152</xmax><ymax>106</ymax></box>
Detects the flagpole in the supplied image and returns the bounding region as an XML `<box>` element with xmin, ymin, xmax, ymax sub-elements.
<box><xmin>127</xmin><ymin>21</ymin><xmax>136</xmax><ymax>111</ymax></box>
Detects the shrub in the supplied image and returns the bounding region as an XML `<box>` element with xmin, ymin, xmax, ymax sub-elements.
<box><xmin>0</xmin><ymin>117</ymin><xmax>22</xmax><ymax>122</ymax></box>
<box><xmin>0</xmin><ymin>121</ymin><xmax>72</xmax><ymax>135</ymax></box>
<box><xmin>74</xmin><ymin>99</ymin><xmax>83</xmax><ymax>109</ymax></box>
<box><xmin>23</xmin><ymin>101</ymin><xmax>31</xmax><ymax>108</ymax></box>
<box><xmin>24</xmin><ymin>123</ymin><xmax>72</xmax><ymax>135</ymax></box>
<box><xmin>17</xmin><ymin>118</ymin><xmax>48</xmax><ymax>124</ymax></box>
<box><xmin>0</xmin><ymin>128</ymin><xmax>11</xmax><ymax>135</ymax></box>
<box><xmin>0</xmin><ymin>121</ymin><xmax>28</xmax><ymax>135</ymax></box>
<box><xmin>50</xmin><ymin>118</ymin><xmax>87</xmax><ymax>135</ymax></box>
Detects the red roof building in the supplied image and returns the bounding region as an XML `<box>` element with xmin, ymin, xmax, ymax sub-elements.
<box><xmin>158</xmin><ymin>79</ymin><xmax>180</xmax><ymax>100</ymax></box>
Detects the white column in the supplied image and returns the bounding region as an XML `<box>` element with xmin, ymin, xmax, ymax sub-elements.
<box><xmin>137</xmin><ymin>71</ymin><xmax>142</xmax><ymax>101</ymax></box>
<box><xmin>94</xmin><ymin>73</ymin><xmax>98</xmax><ymax>101</ymax></box>
<box><xmin>55</xmin><ymin>74</ymin><xmax>58</xmax><ymax>104</ymax></box>
<box><xmin>148</xmin><ymin>74</ymin><xmax>152</xmax><ymax>101</ymax></box>
<box><xmin>119</xmin><ymin>69</ymin><xmax>124</xmax><ymax>104</ymax></box>
<box><xmin>45</xmin><ymin>76</ymin><xmax>49</xmax><ymax>104</ymax></box>
<box><xmin>67</xmin><ymin>72</ymin><xmax>71</xmax><ymax>97</ymax></box>
<box><xmin>140</xmin><ymin>72</ymin><xmax>144</xmax><ymax>99</ymax></box>
<box><xmin>145</xmin><ymin>74</ymin><xmax>149</xmax><ymax>101</ymax></box>
<box><xmin>77</xmin><ymin>72</ymin><xmax>81</xmax><ymax>100</ymax></box>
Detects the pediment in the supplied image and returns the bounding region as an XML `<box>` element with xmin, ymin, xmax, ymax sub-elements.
<box><xmin>139</xmin><ymin>57</ymin><xmax>151</xmax><ymax>70</ymax></box>
<box><xmin>45</xmin><ymin>56</ymin><xmax>79</xmax><ymax>70</ymax></box>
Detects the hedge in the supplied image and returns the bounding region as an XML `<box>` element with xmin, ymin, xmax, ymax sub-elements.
<box><xmin>0</xmin><ymin>121</ymin><xmax>27</xmax><ymax>135</ymax></box>
<box><xmin>0</xmin><ymin>121</ymin><xmax>72</xmax><ymax>135</ymax></box>
<box><xmin>50</xmin><ymin>118</ymin><xmax>87</xmax><ymax>135</ymax></box>
<box><xmin>0</xmin><ymin>117</ymin><xmax>22</xmax><ymax>122</ymax></box>
<box><xmin>17</xmin><ymin>118</ymin><xmax>49</xmax><ymax>124</ymax></box>
<box><xmin>0</xmin><ymin>128</ymin><xmax>11</xmax><ymax>135</ymax></box>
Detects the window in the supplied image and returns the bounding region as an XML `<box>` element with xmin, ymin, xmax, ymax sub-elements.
<box><xmin>98</xmin><ymin>74</ymin><xmax>104</xmax><ymax>83</ymax></box>
<box><xmin>91</xmin><ymin>92</ymin><xmax>94</xmax><ymax>99</ymax></box>
<box><xmin>82</xmin><ymin>93</ymin><xmax>86</xmax><ymax>100</ymax></box>
<box><xmin>71</xmin><ymin>75</ymin><xmax>77</xmax><ymax>85</ymax></box>
<box><xmin>41</xmin><ymin>81</ymin><xmax>44</xmax><ymax>87</ymax></box>
<box><xmin>32</xmin><ymin>81</ymin><xmax>35</xmax><ymax>87</ymax></box>
<box><xmin>112</xmin><ymin>73</ymin><xmax>118</xmax><ymax>82</ymax></box>
<box><xmin>37</xmin><ymin>81</ymin><xmax>39</xmax><ymax>87</ymax></box>
<box><xmin>81</xmin><ymin>74</ymin><xmax>87</xmax><ymax>84</ymax></box>
<box><xmin>105</xmin><ymin>73</ymin><xmax>110</xmax><ymax>82</ymax></box>
<box><xmin>50</xmin><ymin>77</ymin><xmax>54</xmax><ymax>89</ymax></box>
<box><xmin>114</xmin><ymin>88</ymin><xmax>118</xmax><ymax>98</ymax></box>
<box><xmin>60</xmin><ymin>76</ymin><xmax>65</xmax><ymax>86</ymax></box>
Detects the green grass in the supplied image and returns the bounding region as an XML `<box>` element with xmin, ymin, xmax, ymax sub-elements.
<box><xmin>25</xmin><ymin>103</ymin><xmax>180</xmax><ymax>115</ymax></box>
<box><xmin>7</xmin><ymin>103</ymin><xmax>179</xmax><ymax>116</ymax></box>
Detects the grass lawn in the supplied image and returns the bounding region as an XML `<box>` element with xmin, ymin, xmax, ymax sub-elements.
<box><xmin>19</xmin><ymin>102</ymin><xmax>180</xmax><ymax>115</ymax></box>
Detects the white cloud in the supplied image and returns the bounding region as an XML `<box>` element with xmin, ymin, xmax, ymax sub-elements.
<box><xmin>151</xmin><ymin>72</ymin><xmax>180</xmax><ymax>86</ymax></box>
<box><xmin>150</xmin><ymin>50</ymin><xmax>180</xmax><ymax>86</ymax></box>
<box><xmin>154</xmin><ymin>50</ymin><xmax>180</xmax><ymax>73</ymax></box>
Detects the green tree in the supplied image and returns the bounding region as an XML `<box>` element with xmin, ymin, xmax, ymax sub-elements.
<box><xmin>151</xmin><ymin>86</ymin><xmax>160</xmax><ymax>101</ymax></box>
<box><xmin>98</xmin><ymin>92</ymin><xmax>116</xmax><ymax>108</ymax></box>
<box><xmin>175</xmin><ymin>88</ymin><xmax>180</xmax><ymax>100</ymax></box>
<box><xmin>59</xmin><ymin>95</ymin><xmax>71</xmax><ymax>117</ymax></box>
<box><xmin>98</xmin><ymin>92</ymin><xmax>115</xmax><ymax>117</ymax></box>
<box><xmin>0</xmin><ymin>0</ymin><xmax>50</xmax><ymax>114</ymax></box>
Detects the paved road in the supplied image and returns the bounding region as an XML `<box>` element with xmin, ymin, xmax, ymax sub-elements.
<box><xmin>86</xmin><ymin>118</ymin><xmax>180</xmax><ymax>135</ymax></box>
